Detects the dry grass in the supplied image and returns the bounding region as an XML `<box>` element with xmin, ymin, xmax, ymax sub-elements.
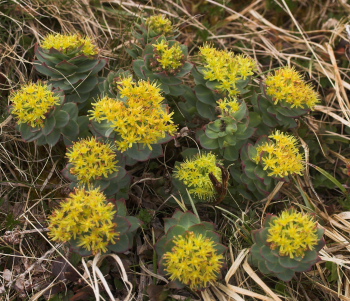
<box><xmin>1</xmin><ymin>0</ymin><xmax>350</xmax><ymax>300</ymax></box>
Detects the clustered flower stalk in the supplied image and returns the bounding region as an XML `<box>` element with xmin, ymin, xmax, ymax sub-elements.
<box><xmin>174</xmin><ymin>153</ymin><xmax>221</xmax><ymax>200</ymax></box>
<box><xmin>266</xmin><ymin>66</ymin><xmax>319</xmax><ymax>109</ymax></box>
<box><xmin>48</xmin><ymin>187</ymin><xmax>118</xmax><ymax>254</ymax></box>
<box><xmin>199</xmin><ymin>44</ymin><xmax>257</xmax><ymax>97</ymax></box>
<box><xmin>10</xmin><ymin>82</ymin><xmax>60</xmax><ymax>128</ymax></box>
<box><xmin>253</xmin><ymin>131</ymin><xmax>305</xmax><ymax>178</ymax></box>
<box><xmin>66</xmin><ymin>137</ymin><xmax>119</xmax><ymax>183</ymax></box>
<box><xmin>89</xmin><ymin>77</ymin><xmax>176</xmax><ymax>152</ymax></box>
<box><xmin>164</xmin><ymin>232</ymin><xmax>224</xmax><ymax>290</ymax></box>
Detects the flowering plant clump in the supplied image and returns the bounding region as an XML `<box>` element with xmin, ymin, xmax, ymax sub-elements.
<box><xmin>249</xmin><ymin>208</ymin><xmax>325</xmax><ymax>281</ymax></box>
<box><xmin>66</xmin><ymin>137</ymin><xmax>119</xmax><ymax>183</ymax></box>
<box><xmin>10</xmin><ymin>82</ymin><xmax>60</xmax><ymax>128</ymax></box>
<box><xmin>253</xmin><ymin>131</ymin><xmax>305</xmax><ymax>178</ymax></box>
<box><xmin>89</xmin><ymin>77</ymin><xmax>176</xmax><ymax>152</ymax></box>
<box><xmin>152</xmin><ymin>40</ymin><xmax>185</xmax><ymax>73</ymax></box>
<box><xmin>267</xmin><ymin>209</ymin><xmax>319</xmax><ymax>258</ymax></box>
<box><xmin>216</xmin><ymin>97</ymin><xmax>241</xmax><ymax>117</ymax></box>
<box><xmin>163</xmin><ymin>232</ymin><xmax>224</xmax><ymax>290</ymax></box>
<box><xmin>199</xmin><ymin>44</ymin><xmax>257</xmax><ymax>97</ymax></box>
<box><xmin>174</xmin><ymin>153</ymin><xmax>222</xmax><ymax>200</ymax></box>
<box><xmin>146</xmin><ymin>14</ymin><xmax>173</xmax><ymax>36</ymax></box>
<box><xmin>266</xmin><ymin>66</ymin><xmax>319</xmax><ymax>109</ymax></box>
<box><xmin>41</xmin><ymin>33</ymin><xmax>98</xmax><ymax>56</ymax></box>
<box><xmin>48</xmin><ymin>187</ymin><xmax>118</xmax><ymax>254</ymax></box>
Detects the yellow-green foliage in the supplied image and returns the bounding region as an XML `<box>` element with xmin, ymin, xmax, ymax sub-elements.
<box><xmin>41</xmin><ymin>33</ymin><xmax>98</xmax><ymax>56</ymax></box>
<box><xmin>66</xmin><ymin>137</ymin><xmax>119</xmax><ymax>183</ymax></box>
<box><xmin>199</xmin><ymin>44</ymin><xmax>256</xmax><ymax>97</ymax></box>
<box><xmin>10</xmin><ymin>82</ymin><xmax>60</xmax><ymax>128</ymax></box>
<box><xmin>216</xmin><ymin>97</ymin><xmax>241</xmax><ymax>116</ymax></box>
<box><xmin>253</xmin><ymin>131</ymin><xmax>305</xmax><ymax>178</ymax></box>
<box><xmin>48</xmin><ymin>187</ymin><xmax>118</xmax><ymax>254</ymax></box>
<box><xmin>267</xmin><ymin>209</ymin><xmax>318</xmax><ymax>258</ymax></box>
<box><xmin>89</xmin><ymin>77</ymin><xmax>176</xmax><ymax>151</ymax></box>
<box><xmin>153</xmin><ymin>40</ymin><xmax>184</xmax><ymax>71</ymax></box>
<box><xmin>164</xmin><ymin>232</ymin><xmax>224</xmax><ymax>290</ymax></box>
<box><xmin>174</xmin><ymin>153</ymin><xmax>221</xmax><ymax>200</ymax></box>
<box><xmin>146</xmin><ymin>14</ymin><xmax>173</xmax><ymax>35</ymax></box>
<box><xmin>266</xmin><ymin>66</ymin><xmax>319</xmax><ymax>109</ymax></box>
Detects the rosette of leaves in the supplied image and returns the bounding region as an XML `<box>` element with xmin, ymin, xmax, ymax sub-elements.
<box><xmin>127</xmin><ymin>14</ymin><xmax>177</xmax><ymax>59</ymax></box>
<box><xmin>196</xmin><ymin>101</ymin><xmax>257</xmax><ymax>161</ymax></box>
<box><xmin>133</xmin><ymin>37</ymin><xmax>192</xmax><ymax>96</ymax></box>
<box><xmin>249</xmin><ymin>209</ymin><xmax>325</xmax><ymax>281</ymax></box>
<box><xmin>34</xmin><ymin>43</ymin><xmax>107</xmax><ymax>106</ymax></box>
<box><xmin>15</xmin><ymin>90</ymin><xmax>88</xmax><ymax>146</ymax></box>
<box><xmin>230</xmin><ymin>137</ymin><xmax>280</xmax><ymax>200</ymax></box>
<box><xmin>70</xmin><ymin>199</ymin><xmax>141</xmax><ymax>256</ymax></box>
<box><xmin>155</xmin><ymin>210</ymin><xmax>226</xmax><ymax>290</ymax></box>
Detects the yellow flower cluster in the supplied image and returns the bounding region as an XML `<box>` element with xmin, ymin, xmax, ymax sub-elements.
<box><xmin>267</xmin><ymin>209</ymin><xmax>318</xmax><ymax>259</ymax></box>
<box><xmin>266</xmin><ymin>66</ymin><xmax>319</xmax><ymax>109</ymax></box>
<box><xmin>253</xmin><ymin>131</ymin><xmax>304</xmax><ymax>178</ymax></box>
<box><xmin>217</xmin><ymin>97</ymin><xmax>241</xmax><ymax>116</ymax></box>
<box><xmin>66</xmin><ymin>137</ymin><xmax>119</xmax><ymax>183</ymax></box>
<box><xmin>174</xmin><ymin>153</ymin><xmax>221</xmax><ymax>200</ymax></box>
<box><xmin>164</xmin><ymin>232</ymin><xmax>224</xmax><ymax>290</ymax></box>
<box><xmin>48</xmin><ymin>187</ymin><xmax>118</xmax><ymax>254</ymax></box>
<box><xmin>199</xmin><ymin>44</ymin><xmax>257</xmax><ymax>97</ymax></box>
<box><xmin>153</xmin><ymin>40</ymin><xmax>184</xmax><ymax>71</ymax></box>
<box><xmin>146</xmin><ymin>14</ymin><xmax>173</xmax><ymax>35</ymax></box>
<box><xmin>41</xmin><ymin>33</ymin><xmax>98</xmax><ymax>56</ymax></box>
<box><xmin>89</xmin><ymin>77</ymin><xmax>176</xmax><ymax>152</ymax></box>
<box><xmin>10</xmin><ymin>82</ymin><xmax>60</xmax><ymax>128</ymax></box>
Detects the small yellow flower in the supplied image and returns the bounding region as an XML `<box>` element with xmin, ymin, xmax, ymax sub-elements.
<box><xmin>199</xmin><ymin>44</ymin><xmax>256</xmax><ymax>97</ymax></box>
<box><xmin>66</xmin><ymin>137</ymin><xmax>119</xmax><ymax>183</ymax></box>
<box><xmin>217</xmin><ymin>97</ymin><xmax>241</xmax><ymax>116</ymax></box>
<box><xmin>10</xmin><ymin>82</ymin><xmax>60</xmax><ymax>128</ymax></box>
<box><xmin>153</xmin><ymin>40</ymin><xmax>185</xmax><ymax>71</ymax></box>
<box><xmin>174</xmin><ymin>153</ymin><xmax>221</xmax><ymax>200</ymax></box>
<box><xmin>48</xmin><ymin>187</ymin><xmax>118</xmax><ymax>254</ymax></box>
<box><xmin>266</xmin><ymin>66</ymin><xmax>319</xmax><ymax>109</ymax></box>
<box><xmin>89</xmin><ymin>77</ymin><xmax>177</xmax><ymax>152</ymax></box>
<box><xmin>267</xmin><ymin>209</ymin><xmax>319</xmax><ymax>258</ymax></box>
<box><xmin>41</xmin><ymin>33</ymin><xmax>98</xmax><ymax>56</ymax></box>
<box><xmin>253</xmin><ymin>131</ymin><xmax>304</xmax><ymax>178</ymax></box>
<box><xmin>164</xmin><ymin>232</ymin><xmax>224</xmax><ymax>290</ymax></box>
<box><xmin>146</xmin><ymin>14</ymin><xmax>173</xmax><ymax>35</ymax></box>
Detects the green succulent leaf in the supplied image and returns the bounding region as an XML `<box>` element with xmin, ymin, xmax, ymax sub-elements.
<box><xmin>108</xmin><ymin>234</ymin><xmax>130</xmax><ymax>253</ymax></box>
<box><xmin>45</xmin><ymin>128</ymin><xmax>61</xmax><ymax>146</ymax></box>
<box><xmin>178</xmin><ymin>211</ymin><xmax>201</xmax><ymax>230</ymax></box>
<box><xmin>114</xmin><ymin>216</ymin><xmax>131</xmax><ymax>235</ymax></box>
<box><xmin>275</xmin><ymin>269</ymin><xmax>295</xmax><ymax>282</ymax></box>
<box><xmin>61</xmin><ymin>120</ymin><xmax>79</xmax><ymax>139</ymax></box>
<box><xmin>61</xmin><ymin>103</ymin><xmax>78</xmax><ymax>119</ymax></box>
<box><xmin>43</xmin><ymin>117</ymin><xmax>56</xmax><ymax>136</ymax></box>
<box><xmin>53</xmin><ymin>110</ymin><xmax>70</xmax><ymax>128</ymax></box>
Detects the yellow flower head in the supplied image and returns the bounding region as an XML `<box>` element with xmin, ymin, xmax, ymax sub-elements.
<box><xmin>253</xmin><ymin>131</ymin><xmax>305</xmax><ymax>178</ymax></box>
<box><xmin>164</xmin><ymin>232</ymin><xmax>224</xmax><ymax>290</ymax></box>
<box><xmin>266</xmin><ymin>209</ymin><xmax>319</xmax><ymax>259</ymax></box>
<box><xmin>217</xmin><ymin>97</ymin><xmax>241</xmax><ymax>116</ymax></box>
<box><xmin>41</xmin><ymin>33</ymin><xmax>98</xmax><ymax>56</ymax></box>
<box><xmin>266</xmin><ymin>66</ymin><xmax>319</xmax><ymax>109</ymax></box>
<box><xmin>199</xmin><ymin>44</ymin><xmax>257</xmax><ymax>97</ymax></box>
<box><xmin>89</xmin><ymin>77</ymin><xmax>176</xmax><ymax>152</ymax></box>
<box><xmin>153</xmin><ymin>40</ymin><xmax>185</xmax><ymax>72</ymax></box>
<box><xmin>174</xmin><ymin>153</ymin><xmax>221</xmax><ymax>200</ymax></box>
<box><xmin>66</xmin><ymin>137</ymin><xmax>119</xmax><ymax>183</ymax></box>
<box><xmin>146</xmin><ymin>14</ymin><xmax>173</xmax><ymax>35</ymax></box>
<box><xmin>48</xmin><ymin>187</ymin><xmax>118</xmax><ymax>254</ymax></box>
<box><xmin>10</xmin><ymin>82</ymin><xmax>60</xmax><ymax>128</ymax></box>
